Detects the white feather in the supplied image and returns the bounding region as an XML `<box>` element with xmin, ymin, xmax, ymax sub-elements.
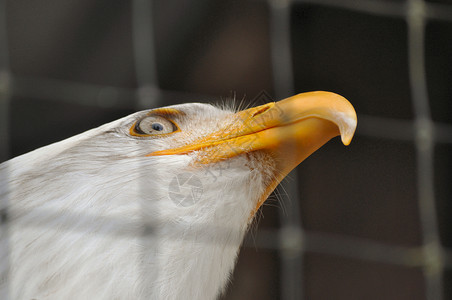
<box><xmin>0</xmin><ymin>103</ymin><xmax>276</xmax><ymax>299</ymax></box>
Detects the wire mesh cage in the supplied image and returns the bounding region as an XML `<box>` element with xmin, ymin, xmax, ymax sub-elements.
<box><xmin>1</xmin><ymin>0</ymin><xmax>451</xmax><ymax>299</ymax></box>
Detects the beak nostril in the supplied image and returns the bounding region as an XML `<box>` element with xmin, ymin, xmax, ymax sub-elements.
<box><xmin>250</xmin><ymin>104</ymin><xmax>272</xmax><ymax>118</ymax></box>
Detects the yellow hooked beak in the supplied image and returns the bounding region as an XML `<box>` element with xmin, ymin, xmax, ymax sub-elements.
<box><xmin>150</xmin><ymin>91</ymin><xmax>357</xmax><ymax>213</ymax></box>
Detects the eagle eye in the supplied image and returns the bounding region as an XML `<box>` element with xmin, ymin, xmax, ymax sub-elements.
<box><xmin>132</xmin><ymin>115</ymin><xmax>177</xmax><ymax>136</ymax></box>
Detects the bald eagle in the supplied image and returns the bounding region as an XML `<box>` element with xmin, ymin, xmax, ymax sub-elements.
<box><xmin>0</xmin><ymin>92</ymin><xmax>356</xmax><ymax>299</ymax></box>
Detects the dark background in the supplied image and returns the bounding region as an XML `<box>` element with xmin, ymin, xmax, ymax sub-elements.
<box><xmin>1</xmin><ymin>0</ymin><xmax>451</xmax><ymax>299</ymax></box>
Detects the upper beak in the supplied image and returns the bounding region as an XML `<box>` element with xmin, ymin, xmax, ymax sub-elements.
<box><xmin>149</xmin><ymin>91</ymin><xmax>357</xmax><ymax>211</ymax></box>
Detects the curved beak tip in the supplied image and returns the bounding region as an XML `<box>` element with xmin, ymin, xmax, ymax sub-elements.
<box><xmin>339</xmin><ymin>116</ymin><xmax>358</xmax><ymax>146</ymax></box>
<box><xmin>287</xmin><ymin>91</ymin><xmax>358</xmax><ymax>146</ymax></box>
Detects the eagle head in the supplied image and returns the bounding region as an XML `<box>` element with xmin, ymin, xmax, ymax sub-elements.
<box><xmin>0</xmin><ymin>91</ymin><xmax>356</xmax><ymax>299</ymax></box>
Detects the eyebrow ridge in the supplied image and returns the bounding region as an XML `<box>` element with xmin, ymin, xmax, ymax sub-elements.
<box><xmin>147</xmin><ymin>108</ymin><xmax>186</xmax><ymax>118</ymax></box>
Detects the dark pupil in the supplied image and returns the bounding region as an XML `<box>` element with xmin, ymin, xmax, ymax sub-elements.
<box><xmin>152</xmin><ymin>123</ymin><xmax>164</xmax><ymax>131</ymax></box>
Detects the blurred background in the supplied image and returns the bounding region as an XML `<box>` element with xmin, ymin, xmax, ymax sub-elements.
<box><xmin>1</xmin><ymin>0</ymin><xmax>451</xmax><ymax>299</ymax></box>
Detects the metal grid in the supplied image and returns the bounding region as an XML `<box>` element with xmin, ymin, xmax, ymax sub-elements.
<box><xmin>0</xmin><ymin>0</ymin><xmax>451</xmax><ymax>299</ymax></box>
<box><xmin>0</xmin><ymin>0</ymin><xmax>10</xmax><ymax>162</ymax></box>
<box><xmin>267</xmin><ymin>1</ymin><xmax>452</xmax><ymax>299</ymax></box>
